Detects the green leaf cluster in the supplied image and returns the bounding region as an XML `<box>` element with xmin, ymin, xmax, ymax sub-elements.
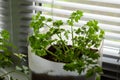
<box><xmin>0</xmin><ymin>30</ymin><xmax>13</xmax><ymax>68</ymax></box>
<box><xmin>0</xmin><ymin>30</ymin><xmax>29</xmax><ymax>80</ymax></box>
<box><xmin>29</xmin><ymin>10</ymin><xmax>105</xmax><ymax>78</ymax></box>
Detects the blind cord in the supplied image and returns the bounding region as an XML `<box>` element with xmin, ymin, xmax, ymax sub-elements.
<box><xmin>117</xmin><ymin>49</ymin><xmax>120</xmax><ymax>62</ymax></box>
<box><xmin>9</xmin><ymin>0</ymin><xmax>13</xmax><ymax>51</ymax></box>
<box><xmin>51</xmin><ymin>0</ymin><xmax>54</xmax><ymax>20</ymax></box>
<box><xmin>117</xmin><ymin>61</ymin><xmax>120</xmax><ymax>80</ymax></box>
<box><xmin>117</xmin><ymin>49</ymin><xmax>120</xmax><ymax>80</ymax></box>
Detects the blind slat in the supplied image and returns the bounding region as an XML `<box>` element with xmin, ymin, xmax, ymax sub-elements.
<box><xmin>29</xmin><ymin>6</ymin><xmax>120</xmax><ymax>24</ymax></box>
<box><xmin>103</xmin><ymin>47</ymin><xmax>119</xmax><ymax>59</ymax></box>
<box><xmin>91</xmin><ymin>0</ymin><xmax>120</xmax><ymax>4</ymax></box>
<box><xmin>20</xmin><ymin>13</ymin><xmax>120</xmax><ymax>34</ymax></box>
<box><xmin>102</xmin><ymin>57</ymin><xmax>120</xmax><ymax>65</ymax></box>
<box><xmin>28</xmin><ymin>0</ymin><xmax>120</xmax><ymax>14</ymax></box>
<box><xmin>0</xmin><ymin>0</ymin><xmax>9</xmax><ymax>29</ymax></box>
<box><xmin>104</xmin><ymin>40</ymin><xmax>120</xmax><ymax>48</ymax></box>
<box><xmin>105</xmin><ymin>32</ymin><xmax>120</xmax><ymax>40</ymax></box>
<box><xmin>39</xmin><ymin>14</ymin><xmax>120</xmax><ymax>33</ymax></box>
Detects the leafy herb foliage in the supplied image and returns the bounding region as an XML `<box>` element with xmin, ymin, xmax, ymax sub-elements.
<box><xmin>0</xmin><ymin>30</ymin><xmax>29</xmax><ymax>80</ymax></box>
<box><xmin>0</xmin><ymin>30</ymin><xmax>13</xmax><ymax>68</ymax></box>
<box><xmin>29</xmin><ymin>10</ymin><xmax>105</xmax><ymax>78</ymax></box>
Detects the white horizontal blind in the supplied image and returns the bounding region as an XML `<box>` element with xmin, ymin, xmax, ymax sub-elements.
<box><xmin>0</xmin><ymin>0</ymin><xmax>33</xmax><ymax>54</ymax></box>
<box><xmin>10</xmin><ymin>0</ymin><xmax>33</xmax><ymax>54</ymax></box>
<box><xmin>27</xmin><ymin>0</ymin><xmax>120</xmax><ymax>61</ymax></box>
<box><xmin>0</xmin><ymin>0</ymin><xmax>10</xmax><ymax>31</ymax></box>
<box><xmin>0</xmin><ymin>0</ymin><xmax>13</xmax><ymax>52</ymax></box>
<box><xmin>24</xmin><ymin>0</ymin><xmax>120</xmax><ymax>79</ymax></box>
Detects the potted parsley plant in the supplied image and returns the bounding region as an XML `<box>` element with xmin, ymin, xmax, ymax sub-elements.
<box><xmin>28</xmin><ymin>10</ymin><xmax>105</xmax><ymax>80</ymax></box>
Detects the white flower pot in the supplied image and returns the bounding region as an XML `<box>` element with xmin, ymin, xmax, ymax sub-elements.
<box><xmin>28</xmin><ymin>39</ymin><xmax>103</xmax><ymax>75</ymax></box>
<box><xmin>28</xmin><ymin>46</ymin><xmax>102</xmax><ymax>80</ymax></box>
<box><xmin>28</xmin><ymin>46</ymin><xmax>81</xmax><ymax>76</ymax></box>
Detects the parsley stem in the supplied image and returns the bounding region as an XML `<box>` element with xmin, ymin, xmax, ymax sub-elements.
<box><xmin>71</xmin><ymin>26</ymin><xmax>74</xmax><ymax>46</ymax></box>
<box><xmin>44</xmin><ymin>48</ymin><xmax>59</xmax><ymax>59</ymax></box>
<box><xmin>56</xmin><ymin>34</ymin><xmax>69</xmax><ymax>51</ymax></box>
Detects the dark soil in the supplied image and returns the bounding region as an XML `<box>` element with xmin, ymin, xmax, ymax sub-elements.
<box><xmin>43</xmin><ymin>45</ymin><xmax>98</xmax><ymax>62</ymax></box>
<box><xmin>43</xmin><ymin>45</ymin><xmax>72</xmax><ymax>62</ymax></box>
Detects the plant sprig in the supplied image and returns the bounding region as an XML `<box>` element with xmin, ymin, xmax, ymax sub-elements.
<box><xmin>0</xmin><ymin>30</ymin><xmax>29</xmax><ymax>80</ymax></box>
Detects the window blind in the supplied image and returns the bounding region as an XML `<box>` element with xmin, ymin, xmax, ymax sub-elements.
<box><xmin>0</xmin><ymin>0</ymin><xmax>33</xmax><ymax>54</ymax></box>
<box><xmin>1</xmin><ymin>1</ymin><xmax>119</xmax><ymax>60</ymax></box>
<box><xmin>10</xmin><ymin>0</ymin><xmax>33</xmax><ymax>54</ymax></box>
<box><xmin>7</xmin><ymin>0</ymin><xmax>33</xmax><ymax>54</ymax></box>
<box><xmin>24</xmin><ymin>0</ymin><xmax>120</xmax><ymax>79</ymax></box>
<box><xmin>0</xmin><ymin>0</ymin><xmax>10</xmax><ymax>31</ymax></box>
<box><xmin>27</xmin><ymin>0</ymin><xmax>120</xmax><ymax>60</ymax></box>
